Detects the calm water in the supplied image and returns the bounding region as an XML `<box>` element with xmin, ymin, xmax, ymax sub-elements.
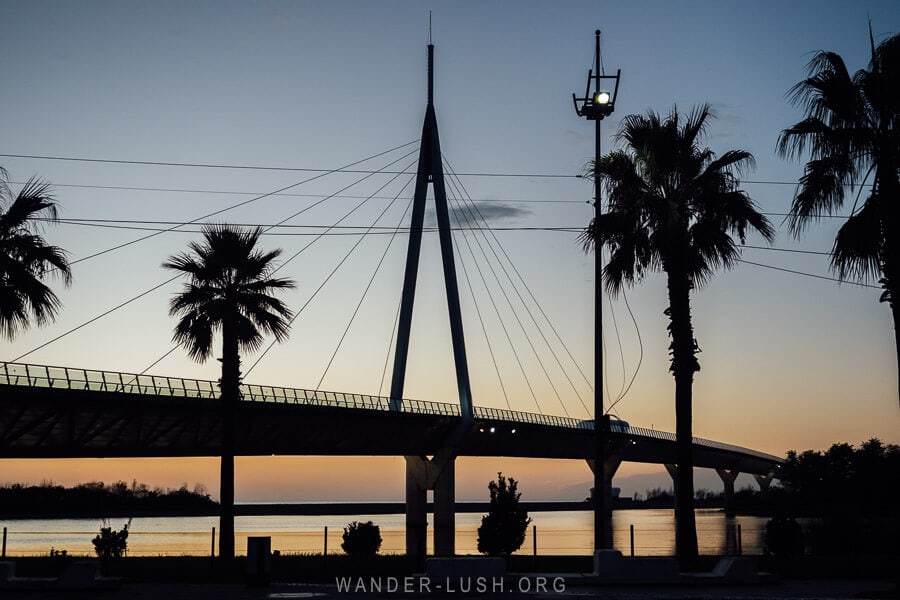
<box><xmin>0</xmin><ymin>509</ymin><xmax>765</xmax><ymax>557</ymax></box>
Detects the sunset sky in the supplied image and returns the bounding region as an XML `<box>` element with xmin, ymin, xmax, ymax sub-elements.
<box><xmin>2</xmin><ymin>0</ymin><xmax>900</xmax><ymax>502</ymax></box>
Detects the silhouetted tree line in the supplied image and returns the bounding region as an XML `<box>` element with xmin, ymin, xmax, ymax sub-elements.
<box><xmin>777</xmin><ymin>439</ymin><xmax>900</xmax><ymax>517</ymax></box>
<box><xmin>0</xmin><ymin>480</ymin><xmax>218</xmax><ymax>517</ymax></box>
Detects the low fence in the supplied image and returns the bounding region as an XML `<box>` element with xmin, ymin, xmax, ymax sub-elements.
<box><xmin>0</xmin><ymin>523</ymin><xmax>764</xmax><ymax>558</ymax></box>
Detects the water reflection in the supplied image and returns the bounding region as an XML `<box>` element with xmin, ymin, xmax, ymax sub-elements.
<box><xmin>0</xmin><ymin>509</ymin><xmax>768</xmax><ymax>557</ymax></box>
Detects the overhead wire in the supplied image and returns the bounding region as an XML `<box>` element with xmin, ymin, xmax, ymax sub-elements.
<box><xmin>45</xmin><ymin>217</ymin><xmax>583</xmax><ymax>235</ymax></box>
<box><xmin>60</xmin><ymin>140</ymin><xmax>420</xmax><ymax>269</ymax></box>
<box><xmin>736</xmin><ymin>259</ymin><xmax>881</xmax><ymax>289</ymax></box>
<box><xmin>605</xmin><ymin>286</ymin><xmax>643</xmax><ymax>415</ymax></box>
<box><xmin>134</xmin><ymin>149</ymin><xmax>421</xmax><ymax>377</ymax></box>
<box><xmin>9</xmin><ymin>180</ymin><xmax>581</xmax><ymax>204</ymax></box>
<box><xmin>606</xmin><ymin>273</ymin><xmax>628</xmax><ymax>402</ymax></box>
<box><xmin>1</xmin><ymin>152</ymin><xmax>880</xmax><ymax>186</ymax></box>
<box><xmin>10</xmin><ymin>142</ymin><xmax>420</xmax><ymax>365</ymax></box>
<box><xmin>0</xmin><ymin>153</ymin><xmax>575</xmax><ymax>178</ymax></box>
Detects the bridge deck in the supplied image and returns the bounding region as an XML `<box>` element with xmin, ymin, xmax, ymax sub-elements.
<box><xmin>0</xmin><ymin>362</ymin><xmax>783</xmax><ymax>476</ymax></box>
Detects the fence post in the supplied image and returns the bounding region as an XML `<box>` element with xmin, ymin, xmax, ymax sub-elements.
<box><xmin>630</xmin><ymin>524</ymin><xmax>634</xmax><ymax>557</ymax></box>
<box><xmin>2</xmin><ymin>526</ymin><xmax>6</xmax><ymax>558</ymax></box>
<box><xmin>211</xmin><ymin>527</ymin><xmax>216</xmax><ymax>558</ymax></box>
<box><xmin>532</xmin><ymin>525</ymin><xmax>537</xmax><ymax>557</ymax></box>
<box><xmin>737</xmin><ymin>523</ymin><xmax>742</xmax><ymax>556</ymax></box>
<box><xmin>323</xmin><ymin>526</ymin><xmax>329</xmax><ymax>576</ymax></box>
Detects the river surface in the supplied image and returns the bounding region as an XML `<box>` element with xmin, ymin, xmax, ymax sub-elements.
<box><xmin>0</xmin><ymin>508</ymin><xmax>766</xmax><ymax>557</ymax></box>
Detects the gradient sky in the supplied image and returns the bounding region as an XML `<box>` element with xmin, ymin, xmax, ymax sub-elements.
<box><xmin>1</xmin><ymin>0</ymin><xmax>899</xmax><ymax>502</ymax></box>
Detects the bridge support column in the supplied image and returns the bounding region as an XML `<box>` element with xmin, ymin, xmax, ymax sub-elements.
<box><xmin>754</xmin><ymin>472</ymin><xmax>774</xmax><ymax>496</ymax></box>
<box><xmin>405</xmin><ymin>457</ymin><xmax>429</xmax><ymax>565</ymax></box>
<box><xmin>716</xmin><ymin>468</ymin><xmax>739</xmax><ymax>517</ymax></box>
<box><xmin>405</xmin><ymin>452</ymin><xmax>456</xmax><ymax>567</ymax></box>
<box><xmin>586</xmin><ymin>451</ymin><xmax>622</xmax><ymax>521</ymax></box>
<box><xmin>664</xmin><ymin>464</ymin><xmax>678</xmax><ymax>508</ymax></box>
<box><xmin>433</xmin><ymin>457</ymin><xmax>455</xmax><ymax>557</ymax></box>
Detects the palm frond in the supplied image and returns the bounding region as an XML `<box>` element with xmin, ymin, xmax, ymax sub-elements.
<box><xmin>831</xmin><ymin>198</ymin><xmax>883</xmax><ymax>283</ymax></box>
<box><xmin>163</xmin><ymin>224</ymin><xmax>296</xmax><ymax>363</ymax></box>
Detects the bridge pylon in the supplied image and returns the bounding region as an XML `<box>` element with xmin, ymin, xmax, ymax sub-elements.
<box><xmin>388</xmin><ymin>42</ymin><xmax>473</xmax><ymax>424</ymax></box>
<box><xmin>389</xmin><ymin>41</ymin><xmax>472</xmax><ymax>562</ymax></box>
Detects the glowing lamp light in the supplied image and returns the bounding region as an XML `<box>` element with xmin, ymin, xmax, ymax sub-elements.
<box><xmin>594</xmin><ymin>90</ymin><xmax>611</xmax><ymax>105</ymax></box>
<box><xmin>489</xmin><ymin>427</ymin><xmax>496</xmax><ymax>433</ymax></box>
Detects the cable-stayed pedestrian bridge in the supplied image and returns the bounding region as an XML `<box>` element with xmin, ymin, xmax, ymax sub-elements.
<box><xmin>0</xmin><ymin>362</ymin><xmax>782</xmax><ymax>480</ymax></box>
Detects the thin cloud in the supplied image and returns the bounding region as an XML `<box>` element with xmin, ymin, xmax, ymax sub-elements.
<box><xmin>425</xmin><ymin>201</ymin><xmax>532</xmax><ymax>227</ymax></box>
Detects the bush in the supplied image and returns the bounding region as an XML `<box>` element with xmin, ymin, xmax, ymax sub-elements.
<box><xmin>341</xmin><ymin>521</ymin><xmax>382</xmax><ymax>557</ymax></box>
<box><xmin>764</xmin><ymin>516</ymin><xmax>804</xmax><ymax>557</ymax></box>
<box><xmin>477</xmin><ymin>472</ymin><xmax>532</xmax><ymax>556</ymax></box>
<box><xmin>92</xmin><ymin>522</ymin><xmax>129</xmax><ymax>559</ymax></box>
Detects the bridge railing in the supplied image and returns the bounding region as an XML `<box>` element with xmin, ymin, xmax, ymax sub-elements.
<box><xmin>0</xmin><ymin>362</ymin><xmax>462</xmax><ymax>417</ymax></box>
<box><xmin>0</xmin><ymin>361</ymin><xmax>781</xmax><ymax>463</ymax></box>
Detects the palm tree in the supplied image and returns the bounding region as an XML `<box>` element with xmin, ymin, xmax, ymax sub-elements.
<box><xmin>0</xmin><ymin>170</ymin><xmax>72</xmax><ymax>341</ymax></box>
<box><xmin>163</xmin><ymin>224</ymin><xmax>294</xmax><ymax>559</ymax></box>
<box><xmin>777</xmin><ymin>30</ymin><xmax>900</xmax><ymax>408</ymax></box>
<box><xmin>581</xmin><ymin>105</ymin><xmax>774</xmax><ymax>563</ymax></box>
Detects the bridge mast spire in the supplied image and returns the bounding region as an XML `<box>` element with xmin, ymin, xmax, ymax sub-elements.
<box><xmin>389</xmin><ymin>39</ymin><xmax>473</xmax><ymax>425</ymax></box>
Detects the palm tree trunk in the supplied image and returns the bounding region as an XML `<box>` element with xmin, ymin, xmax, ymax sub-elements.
<box><xmin>884</xmin><ymin>175</ymin><xmax>900</xmax><ymax>410</ymax></box>
<box><xmin>665</xmin><ymin>267</ymin><xmax>699</xmax><ymax>565</ymax></box>
<box><xmin>219</xmin><ymin>316</ymin><xmax>240</xmax><ymax>560</ymax></box>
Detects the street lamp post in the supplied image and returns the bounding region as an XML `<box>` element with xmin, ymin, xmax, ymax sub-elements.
<box><xmin>572</xmin><ymin>29</ymin><xmax>620</xmax><ymax>555</ymax></box>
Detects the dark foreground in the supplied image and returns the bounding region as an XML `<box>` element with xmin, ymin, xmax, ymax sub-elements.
<box><xmin>3</xmin><ymin>555</ymin><xmax>898</xmax><ymax>600</ymax></box>
<box><xmin>1</xmin><ymin>578</ymin><xmax>897</xmax><ymax>600</ymax></box>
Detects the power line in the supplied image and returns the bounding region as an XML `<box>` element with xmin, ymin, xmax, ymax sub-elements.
<box><xmin>62</xmin><ymin>140</ymin><xmax>420</xmax><ymax>267</ymax></box>
<box><xmin>3</xmin><ymin>180</ymin><xmax>873</xmax><ymax>215</ymax></box>
<box><xmin>9</xmin><ymin>180</ymin><xmax>581</xmax><ymax>204</ymax></box>
<box><xmin>740</xmin><ymin>244</ymin><xmax>832</xmax><ymax>256</ymax></box>
<box><xmin>0</xmin><ymin>153</ymin><xmax>577</xmax><ymax>178</ymax></box>
<box><xmin>605</xmin><ymin>286</ymin><xmax>643</xmax><ymax>414</ymax></box>
<box><xmin>10</xmin><ymin>143</ymin><xmax>422</xmax><ymax>362</ymax></box>
<box><xmin>42</xmin><ymin>217</ymin><xmax>852</xmax><ymax>252</ymax></box>
<box><xmin>736</xmin><ymin>259</ymin><xmax>880</xmax><ymax>289</ymax></box>
<box><xmin>48</xmin><ymin>218</ymin><xmax>582</xmax><ymax>235</ymax></box>
<box><xmin>2</xmin><ymin>152</ymin><xmax>883</xmax><ymax>186</ymax></box>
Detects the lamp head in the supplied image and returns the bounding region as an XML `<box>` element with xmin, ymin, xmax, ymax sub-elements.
<box><xmin>594</xmin><ymin>91</ymin><xmax>611</xmax><ymax>105</ymax></box>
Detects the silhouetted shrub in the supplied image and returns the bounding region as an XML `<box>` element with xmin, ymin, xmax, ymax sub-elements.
<box><xmin>341</xmin><ymin>521</ymin><xmax>382</xmax><ymax>557</ymax></box>
<box><xmin>92</xmin><ymin>521</ymin><xmax>129</xmax><ymax>559</ymax></box>
<box><xmin>764</xmin><ymin>516</ymin><xmax>803</xmax><ymax>557</ymax></box>
<box><xmin>477</xmin><ymin>472</ymin><xmax>532</xmax><ymax>556</ymax></box>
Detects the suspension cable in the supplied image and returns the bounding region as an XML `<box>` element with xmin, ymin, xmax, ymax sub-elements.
<box><xmin>443</xmin><ymin>156</ymin><xmax>594</xmax><ymax>396</ymax></box>
<box><xmin>444</xmin><ymin>157</ymin><xmax>591</xmax><ymax>416</ymax></box>
<box><xmin>244</xmin><ymin>163</ymin><xmax>418</xmax><ymax>377</ymax></box>
<box><xmin>315</xmin><ymin>190</ymin><xmax>415</xmax><ymax>389</ymax></box>
<box><xmin>442</xmin><ymin>178</ymin><xmax>544</xmax><ymax>414</ymax></box>
<box><xmin>65</xmin><ymin>140</ymin><xmax>420</xmax><ymax>268</ymax></box>
<box><xmin>448</xmin><ymin>194</ymin><xmax>512</xmax><ymax>410</ymax></box>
